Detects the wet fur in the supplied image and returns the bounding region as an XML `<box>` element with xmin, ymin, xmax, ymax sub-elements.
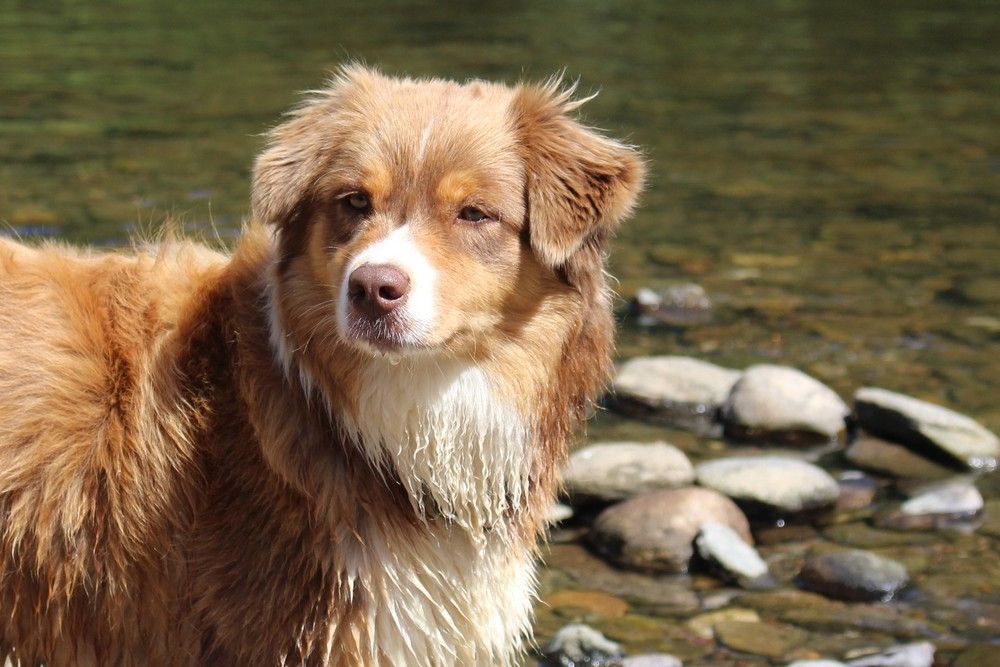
<box><xmin>0</xmin><ymin>67</ymin><xmax>643</xmax><ymax>666</ymax></box>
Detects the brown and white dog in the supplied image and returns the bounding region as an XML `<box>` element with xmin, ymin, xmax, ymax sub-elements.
<box><xmin>0</xmin><ymin>66</ymin><xmax>643</xmax><ymax>666</ymax></box>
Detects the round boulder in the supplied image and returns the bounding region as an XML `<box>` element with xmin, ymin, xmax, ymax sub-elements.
<box><xmin>798</xmin><ymin>549</ymin><xmax>909</xmax><ymax>602</ymax></box>
<box><xmin>562</xmin><ymin>441</ymin><xmax>694</xmax><ymax>505</ymax></box>
<box><xmin>854</xmin><ymin>387</ymin><xmax>999</xmax><ymax>471</ymax></box>
<box><xmin>722</xmin><ymin>365</ymin><xmax>849</xmax><ymax>442</ymax></box>
<box><xmin>695</xmin><ymin>456</ymin><xmax>840</xmax><ymax>514</ymax></box>
<box><xmin>588</xmin><ymin>487</ymin><xmax>752</xmax><ymax>574</ymax></box>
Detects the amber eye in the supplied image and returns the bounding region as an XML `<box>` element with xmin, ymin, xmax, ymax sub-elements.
<box><xmin>344</xmin><ymin>192</ymin><xmax>371</xmax><ymax>212</ymax></box>
<box><xmin>458</xmin><ymin>206</ymin><xmax>491</xmax><ymax>223</ymax></box>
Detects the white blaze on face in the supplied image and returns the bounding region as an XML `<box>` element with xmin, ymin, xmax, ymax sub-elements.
<box><xmin>336</xmin><ymin>224</ymin><xmax>438</xmax><ymax>345</ymax></box>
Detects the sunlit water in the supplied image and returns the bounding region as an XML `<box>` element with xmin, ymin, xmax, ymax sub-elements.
<box><xmin>2</xmin><ymin>1</ymin><xmax>998</xmax><ymax>663</ymax></box>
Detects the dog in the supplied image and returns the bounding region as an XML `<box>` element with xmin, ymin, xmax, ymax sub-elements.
<box><xmin>0</xmin><ymin>66</ymin><xmax>644</xmax><ymax>666</ymax></box>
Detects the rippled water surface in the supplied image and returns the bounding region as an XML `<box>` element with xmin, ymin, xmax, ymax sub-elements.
<box><xmin>2</xmin><ymin>1</ymin><xmax>998</xmax><ymax>663</ymax></box>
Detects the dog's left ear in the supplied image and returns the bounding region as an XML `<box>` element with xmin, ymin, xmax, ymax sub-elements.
<box><xmin>511</xmin><ymin>81</ymin><xmax>645</xmax><ymax>284</ymax></box>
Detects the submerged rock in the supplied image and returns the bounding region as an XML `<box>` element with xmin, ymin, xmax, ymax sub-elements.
<box><xmin>588</xmin><ymin>488</ymin><xmax>751</xmax><ymax>574</ymax></box>
<box><xmin>695</xmin><ymin>456</ymin><xmax>840</xmax><ymax>514</ymax></box>
<box><xmin>722</xmin><ymin>365</ymin><xmax>849</xmax><ymax>442</ymax></box>
<box><xmin>798</xmin><ymin>549</ymin><xmax>909</xmax><ymax>602</ymax></box>
<box><xmin>695</xmin><ymin>522</ymin><xmax>773</xmax><ymax>589</ymax></box>
<box><xmin>609</xmin><ymin>356</ymin><xmax>741</xmax><ymax>434</ymax></box>
<box><xmin>540</xmin><ymin>624</ymin><xmax>623</xmax><ymax>667</ymax></box>
<box><xmin>877</xmin><ymin>479</ymin><xmax>984</xmax><ymax>530</ymax></box>
<box><xmin>845</xmin><ymin>436</ymin><xmax>954</xmax><ymax>479</ymax></box>
<box><xmin>847</xmin><ymin>641</ymin><xmax>934</xmax><ymax>667</ymax></box>
<box><xmin>621</xmin><ymin>654</ymin><xmax>683</xmax><ymax>667</ymax></box>
<box><xmin>629</xmin><ymin>284</ymin><xmax>713</xmax><ymax>326</ymax></box>
<box><xmin>853</xmin><ymin>387</ymin><xmax>999</xmax><ymax>471</ymax></box>
<box><xmin>562</xmin><ymin>442</ymin><xmax>694</xmax><ymax>505</ymax></box>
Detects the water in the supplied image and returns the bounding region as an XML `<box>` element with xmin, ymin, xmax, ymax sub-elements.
<box><xmin>2</xmin><ymin>1</ymin><xmax>999</xmax><ymax>663</ymax></box>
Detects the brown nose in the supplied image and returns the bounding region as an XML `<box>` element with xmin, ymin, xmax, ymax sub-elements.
<box><xmin>347</xmin><ymin>264</ymin><xmax>410</xmax><ymax>318</ymax></box>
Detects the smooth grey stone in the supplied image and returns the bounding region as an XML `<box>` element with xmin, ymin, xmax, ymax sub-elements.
<box><xmin>901</xmin><ymin>480</ymin><xmax>984</xmax><ymax>516</ymax></box>
<box><xmin>854</xmin><ymin>387</ymin><xmax>999</xmax><ymax>471</ymax></box>
<box><xmin>622</xmin><ymin>654</ymin><xmax>683</xmax><ymax>667</ymax></box>
<box><xmin>695</xmin><ymin>521</ymin><xmax>773</xmax><ymax>589</ymax></box>
<box><xmin>847</xmin><ymin>641</ymin><xmax>935</xmax><ymax>667</ymax></box>
<box><xmin>799</xmin><ymin>549</ymin><xmax>909</xmax><ymax>602</ymax></box>
<box><xmin>541</xmin><ymin>624</ymin><xmax>623</xmax><ymax>667</ymax></box>
<box><xmin>562</xmin><ymin>441</ymin><xmax>694</xmax><ymax>504</ymax></box>
<box><xmin>589</xmin><ymin>487</ymin><xmax>752</xmax><ymax>574</ymax></box>
<box><xmin>696</xmin><ymin>456</ymin><xmax>840</xmax><ymax>513</ymax></box>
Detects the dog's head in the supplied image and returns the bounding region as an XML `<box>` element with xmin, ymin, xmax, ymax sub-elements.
<box><xmin>254</xmin><ymin>66</ymin><xmax>643</xmax><ymax>367</ymax></box>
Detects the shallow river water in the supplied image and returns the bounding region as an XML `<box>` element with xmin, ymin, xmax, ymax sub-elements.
<box><xmin>2</xmin><ymin>1</ymin><xmax>998</xmax><ymax>664</ymax></box>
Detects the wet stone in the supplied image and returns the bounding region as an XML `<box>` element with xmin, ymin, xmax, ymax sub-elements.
<box><xmin>686</xmin><ymin>607</ymin><xmax>761</xmax><ymax>639</ymax></box>
<box><xmin>545</xmin><ymin>590</ymin><xmax>630</xmax><ymax>619</ymax></box>
<box><xmin>798</xmin><ymin>549</ymin><xmax>909</xmax><ymax>602</ymax></box>
<box><xmin>853</xmin><ymin>387</ymin><xmax>999</xmax><ymax>471</ymax></box>
<box><xmin>876</xmin><ymin>480</ymin><xmax>983</xmax><ymax>530</ymax></box>
<box><xmin>548</xmin><ymin>503</ymin><xmax>575</xmax><ymax>524</ymax></box>
<box><xmin>953</xmin><ymin>644</ymin><xmax>999</xmax><ymax>667</ymax></box>
<box><xmin>540</xmin><ymin>624</ymin><xmax>624</xmax><ymax>667</ymax></box>
<box><xmin>847</xmin><ymin>641</ymin><xmax>935</xmax><ymax>667</ymax></box>
<box><xmin>621</xmin><ymin>654</ymin><xmax>683</xmax><ymax>667</ymax></box>
<box><xmin>588</xmin><ymin>488</ymin><xmax>752</xmax><ymax>574</ymax></box>
<box><xmin>609</xmin><ymin>356</ymin><xmax>741</xmax><ymax>434</ymax></box>
<box><xmin>695</xmin><ymin>522</ymin><xmax>773</xmax><ymax>589</ymax></box>
<box><xmin>722</xmin><ymin>365</ymin><xmax>849</xmax><ymax>442</ymax></box>
<box><xmin>695</xmin><ymin>456</ymin><xmax>840</xmax><ymax>514</ymax></box>
<box><xmin>562</xmin><ymin>442</ymin><xmax>694</xmax><ymax>505</ymax></box>
<box><xmin>845</xmin><ymin>436</ymin><xmax>954</xmax><ymax>479</ymax></box>
<box><xmin>713</xmin><ymin>619</ymin><xmax>808</xmax><ymax>659</ymax></box>
<box><xmin>629</xmin><ymin>283</ymin><xmax>713</xmax><ymax>326</ymax></box>
<box><xmin>786</xmin><ymin>662</ymin><xmax>847</xmax><ymax>667</ymax></box>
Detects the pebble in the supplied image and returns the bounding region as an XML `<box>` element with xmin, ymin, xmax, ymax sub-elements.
<box><xmin>562</xmin><ymin>442</ymin><xmax>694</xmax><ymax>505</ymax></box>
<box><xmin>877</xmin><ymin>479</ymin><xmax>984</xmax><ymax>530</ymax></box>
<box><xmin>588</xmin><ymin>487</ymin><xmax>752</xmax><ymax>574</ymax></box>
<box><xmin>786</xmin><ymin>662</ymin><xmax>847</xmax><ymax>667</ymax></box>
<box><xmin>847</xmin><ymin>641</ymin><xmax>935</xmax><ymax>667</ymax></box>
<box><xmin>798</xmin><ymin>549</ymin><xmax>909</xmax><ymax>602</ymax></box>
<box><xmin>722</xmin><ymin>365</ymin><xmax>849</xmax><ymax>442</ymax></box>
<box><xmin>834</xmin><ymin>471</ymin><xmax>878</xmax><ymax>513</ymax></box>
<box><xmin>548</xmin><ymin>503</ymin><xmax>574</xmax><ymax>524</ymax></box>
<box><xmin>621</xmin><ymin>654</ymin><xmax>683</xmax><ymax>667</ymax></box>
<box><xmin>845</xmin><ymin>436</ymin><xmax>953</xmax><ymax>479</ymax></box>
<box><xmin>540</xmin><ymin>624</ymin><xmax>623</xmax><ymax>667</ymax></box>
<box><xmin>854</xmin><ymin>387</ymin><xmax>999</xmax><ymax>471</ymax></box>
<box><xmin>630</xmin><ymin>284</ymin><xmax>713</xmax><ymax>326</ymax></box>
<box><xmin>695</xmin><ymin>522</ymin><xmax>773</xmax><ymax>589</ymax></box>
<box><xmin>713</xmin><ymin>619</ymin><xmax>808</xmax><ymax>658</ymax></box>
<box><xmin>610</xmin><ymin>356</ymin><xmax>741</xmax><ymax>433</ymax></box>
<box><xmin>686</xmin><ymin>607</ymin><xmax>761</xmax><ymax>639</ymax></box>
<box><xmin>695</xmin><ymin>456</ymin><xmax>840</xmax><ymax>514</ymax></box>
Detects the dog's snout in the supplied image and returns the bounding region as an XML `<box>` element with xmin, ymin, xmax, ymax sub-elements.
<box><xmin>348</xmin><ymin>264</ymin><xmax>410</xmax><ymax>318</ymax></box>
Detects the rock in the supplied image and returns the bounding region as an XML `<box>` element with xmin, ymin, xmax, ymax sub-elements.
<box><xmin>686</xmin><ymin>607</ymin><xmax>761</xmax><ymax>639</ymax></box>
<box><xmin>621</xmin><ymin>655</ymin><xmax>683</xmax><ymax>667</ymax></box>
<box><xmin>713</xmin><ymin>619</ymin><xmax>808</xmax><ymax>659</ymax></box>
<box><xmin>695</xmin><ymin>522</ymin><xmax>773</xmax><ymax>589</ymax></box>
<box><xmin>853</xmin><ymin>387</ymin><xmax>999</xmax><ymax>471</ymax></box>
<box><xmin>548</xmin><ymin>503</ymin><xmax>574</xmax><ymax>524</ymax></box>
<box><xmin>695</xmin><ymin>456</ymin><xmax>840</xmax><ymax>514</ymax></box>
<box><xmin>588</xmin><ymin>488</ymin><xmax>752</xmax><ymax>574</ymax></box>
<box><xmin>845</xmin><ymin>436</ymin><xmax>953</xmax><ymax>479</ymax></box>
<box><xmin>786</xmin><ymin>662</ymin><xmax>847</xmax><ymax>667</ymax></box>
<box><xmin>847</xmin><ymin>642</ymin><xmax>934</xmax><ymax>667</ymax></box>
<box><xmin>540</xmin><ymin>624</ymin><xmax>623</xmax><ymax>667</ymax></box>
<box><xmin>629</xmin><ymin>284</ymin><xmax>713</xmax><ymax>326</ymax></box>
<box><xmin>833</xmin><ymin>471</ymin><xmax>878</xmax><ymax>513</ymax></box>
<box><xmin>953</xmin><ymin>644</ymin><xmax>998</xmax><ymax>667</ymax></box>
<box><xmin>609</xmin><ymin>356</ymin><xmax>741</xmax><ymax>434</ymax></box>
<box><xmin>722</xmin><ymin>365</ymin><xmax>849</xmax><ymax>442</ymax></box>
<box><xmin>544</xmin><ymin>590</ymin><xmax>629</xmax><ymax>619</ymax></box>
<box><xmin>798</xmin><ymin>549</ymin><xmax>909</xmax><ymax>602</ymax></box>
<box><xmin>876</xmin><ymin>479</ymin><xmax>983</xmax><ymax>530</ymax></box>
<box><xmin>562</xmin><ymin>442</ymin><xmax>694</xmax><ymax>505</ymax></box>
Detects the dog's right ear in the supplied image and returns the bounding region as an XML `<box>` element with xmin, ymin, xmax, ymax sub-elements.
<box><xmin>252</xmin><ymin>65</ymin><xmax>377</xmax><ymax>229</ymax></box>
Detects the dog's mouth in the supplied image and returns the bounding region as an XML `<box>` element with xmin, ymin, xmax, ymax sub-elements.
<box><xmin>342</xmin><ymin>312</ymin><xmax>434</xmax><ymax>355</ymax></box>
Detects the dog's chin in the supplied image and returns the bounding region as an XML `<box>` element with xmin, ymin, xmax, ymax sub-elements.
<box><xmin>340</xmin><ymin>316</ymin><xmax>442</xmax><ymax>359</ymax></box>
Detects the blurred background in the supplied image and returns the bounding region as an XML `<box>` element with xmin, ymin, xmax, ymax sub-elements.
<box><xmin>2</xmin><ymin>1</ymin><xmax>999</xmax><ymax>664</ymax></box>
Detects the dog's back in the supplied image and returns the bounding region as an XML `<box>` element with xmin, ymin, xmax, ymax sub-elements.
<box><xmin>0</xmin><ymin>239</ymin><xmax>225</xmax><ymax>664</ymax></box>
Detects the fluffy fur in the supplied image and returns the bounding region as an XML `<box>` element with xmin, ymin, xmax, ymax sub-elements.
<box><xmin>0</xmin><ymin>66</ymin><xmax>644</xmax><ymax>666</ymax></box>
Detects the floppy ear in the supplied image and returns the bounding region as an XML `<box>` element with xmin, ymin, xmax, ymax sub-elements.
<box><xmin>511</xmin><ymin>80</ymin><xmax>645</xmax><ymax>284</ymax></box>
<box><xmin>251</xmin><ymin>65</ymin><xmax>377</xmax><ymax>228</ymax></box>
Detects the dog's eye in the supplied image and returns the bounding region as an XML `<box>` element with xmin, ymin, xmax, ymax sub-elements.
<box><xmin>343</xmin><ymin>192</ymin><xmax>371</xmax><ymax>212</ymax></box>
<box><xmin>458</xmin><ymin>206</ymin><xmax>491</xmax><ymax>223</ymax></box>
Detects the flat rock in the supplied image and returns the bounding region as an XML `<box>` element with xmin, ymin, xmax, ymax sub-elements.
<box><xmin>786</xmin><ymin>662</ymin><xmax>847</xmax><ymax>667</ymax></box>
<box><xmin>722</xmin><ymin>365</ymin><xmax>849</xmax><ymax>442</ymax></box>
<box><xmin>847</xmin><ymin>642</ymin><xmax>934</xmax><ymax>667</ymax></box>
<box><xmin>562</xmin><ymin>442</ymin><xmax>694</xmax><ymax>505</ymax></box>
<box><xmin>695</xmin><ymin>522</ymin><xmax>773</xmax><ymax>589</ymax></box>
<box><xmin>876</xmin><ymin>479</ymin><xmax>984</xmax><ymax>530</ymax></box>
<box><xmin>621</xmin><ymin>654</ymin><xmax>683</xmax><ymax>667</ymax></box>
<box><xmin>854</xmin><ymin>387</ymin><xmax>999</xmax><ymax>471</ymax></box>
<box><xmin>610</xmin><ymin>356</ymin><xmax>741</xmax><ymax>433</ymax></box>
<box><xmin>588</xmin><ymin>488</ymin><xmax>752</xmax><ymax>574</ymax></box>
<box><xmin>845</xmin><ymin>436</ymin><xmax>954</xmax><ymax>479</ymax></box>
<box><xmin>630</xmin><ymin>283</ymin><xmax>713</xmax><ymax>326</ymax></box>
<box><xmin>798</xmin><ymin>549</ymin><xmax>909</xmax><ymax>602</ymax></box>
<box><xmin>540</xmin><ymin>624</ymin><xmax>623</xmax><ymax>667</ymax></box>
<box><xmin>696</xmin><ymin>456</ymin><xmax>840</xmax><ymax>513</ymax></box>
<box><xmin>714</xmin><ymin>619</ymin><xmax>808</xmax><ymax>659</ymax></box>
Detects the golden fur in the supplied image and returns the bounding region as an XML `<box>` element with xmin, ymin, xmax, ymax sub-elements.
<box><xmin>0</xmin><ymin>66</ymin><xmax>643</xmax><ymax>665</ymax></box>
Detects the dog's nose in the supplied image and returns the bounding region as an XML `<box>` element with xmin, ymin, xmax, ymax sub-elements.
<box><xmin>347</xmin><ymin>264</ymin><xmax>410</xmax><ymax>318</ymax></box>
